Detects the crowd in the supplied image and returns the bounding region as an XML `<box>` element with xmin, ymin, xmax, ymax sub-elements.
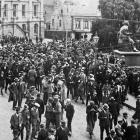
<box><xmin>0</xmin><ymin>35</ymin><xmax>140</xmax><ymax>140</ymax></box>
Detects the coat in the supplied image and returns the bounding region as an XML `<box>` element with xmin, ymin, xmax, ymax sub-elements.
<box><xmin>65</xmin><ymin>104</ymin><xmax>75</xmax><ymax>120</ymax></box>
<box><xmin>35</xmin><ymin>98</ymin><xmax>44</xmax><ymax>115</ymax></box>
<box><xmin>98</xmin><ymin>109</ymin><xmax>111</xmax><ymax>128</ymax></box>
<box><xmin>125</xmin><ymin>125</ymin><xmax>137</xmax><ymax>140</ymax></box>
<box><xmin>55</xmin><ymin>127</ymin><xmax>69</xmax><ymax>140</ymax></box>
<box><xmin>37</xmin><ymin>128</ymin><xmax>48</xmax><ymax>140</ymax></box>
<box><xmin>10</xmin><ymin>113</ymin><xmax>22</xmax><ymax>130</ymax></box>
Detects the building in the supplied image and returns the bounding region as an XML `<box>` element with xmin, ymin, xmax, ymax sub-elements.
<box><xmin>0</xmin><ymin>0</ymin><xmax>44</xmax><ymax>39</ymax></box>
<box><xmin>44</xmin><ymin>0</ymin><xmax>101</xmax><ymax>40</ymax></box>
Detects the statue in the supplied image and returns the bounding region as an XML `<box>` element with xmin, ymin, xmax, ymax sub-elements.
<box><xmin>118</xmin><ymin>20</ymin><xmax>139</xmax><ymax>52</ymax></box>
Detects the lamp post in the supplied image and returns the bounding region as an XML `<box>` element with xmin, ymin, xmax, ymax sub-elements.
<box><xmin>93</xmin><ymin>32</ymin><xmax>99</xmax><ymax>75</ymax></box>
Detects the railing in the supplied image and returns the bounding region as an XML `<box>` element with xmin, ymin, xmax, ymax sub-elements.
<box><xmin>1</xmin><ymin>23</ymin><xmax>26</xmax><ymax>37</ymax></box>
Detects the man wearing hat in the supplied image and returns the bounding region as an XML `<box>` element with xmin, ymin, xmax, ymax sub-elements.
<box><xmin>20</xmin><ymin>104</ymin><xmax>30</xmax><ymax>140</ymax></box>
<box><xmin>35</xmin><ymin>93</ymin><xmax>44</xmax><ymax>122</ymax></box>
<box><xmin>10</xmin><ymin>107</ymin><xmax>22</xmax><ymax>140</ymax></box>
<box><xmin>37</xmin><ymin>124</ymin><xmax>48</xmax><ymax>140</ymax></box>
<box><xmin>98</xmin><ymin>104</ymin><xmax>111</xmax><ymax>140</ymax></box>
<box><xmin>53</xmin><ymin>95</ymin><xmax>62</xmax><ymax>129</ymax></box>
<box><xmin>105</xmin><ymin>129</ymin><xmax>116</xmax><ymax>140</ymax></box>
<box><xmin>125</xmin><ymin>120</ymin><xmax>137</xmax><ymax>140</ymax></box>
<box><xmin>30</xmin><ymin>102</ymin><xmax>40</xmax><ymax>140</ymax></box>
<box><xmin>115</xmin><ymin>119</ymin><xmax>124</xmax><ymax>140</ymax></box>
<box><xmin>108</xmin><ymin>97</ymin><xmax>120</xmax><ymax>130</ymax></box>
<box><xmin>55</xmin><ymin>120</ymin><xmax>69</xmax><ymax>140</ymax></box>
<box><xmin>9</xmin><ymin>77</ymin><xmax>20</xmax><ymax>110</ymax></box>
<box><xmin>121</xmin><ymin>112</ymin><xmax>128</xmax><ymax>133</ymax></box>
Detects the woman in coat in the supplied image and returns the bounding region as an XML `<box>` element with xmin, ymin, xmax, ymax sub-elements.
<box><xmin>86</xmin><ymin>101</ymin><xmax>98</xmax><ymax>139</ymax></box>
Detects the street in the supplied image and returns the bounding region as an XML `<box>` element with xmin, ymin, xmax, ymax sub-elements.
<box><xmin>0</xmin><ymin>93</ymin><xmax>135</xmax><ymax>140</ymax></box>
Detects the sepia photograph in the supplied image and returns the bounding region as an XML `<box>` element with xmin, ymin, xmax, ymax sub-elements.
<box><xmin>0</xmin><ymin>0</ymin><xmax>140</xmax><ymax>140</ymax></box>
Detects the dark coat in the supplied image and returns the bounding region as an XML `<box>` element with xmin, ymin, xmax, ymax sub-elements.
<box><xmin>65</xmin><ymin>104</ymin><xmax>75</xmax><ymax>120</ymax></box>
<box><xmin>37</xmin><ymin>128</ymin><xmax>48</xmax><ymax>140</ymax></box>
<box><xmin>35</xmin><ymin>98</ymin><xmax>44</xmax><ymax>115</ymax></box>
<box><xmin>125</xmin><ymin>125</ymin><xmax>137</xmax><ymax>140</ymax></box>
<box><xmin>55</xmin><ymin>127</ymin><xmax>69</xmax><ymax>140</ymax></box>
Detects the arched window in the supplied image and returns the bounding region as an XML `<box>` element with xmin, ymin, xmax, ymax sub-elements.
<box><xmin>34</xmin><ymin>23</ymin><xmax>38</xmax><ymax>34</ymax></box>
<box><xmin>22</xmin><ymin>24</ymin><xmax>26</xmax><ymax>31</ymax></box>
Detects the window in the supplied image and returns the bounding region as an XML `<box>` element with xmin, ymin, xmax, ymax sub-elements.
<box><xmin>34</xmin><ymin>23</ymin><xmax>38</xmax><ymax>34</ymax></box>
<box><xmin>22</xmin><ymin>5</ymin><xmax>25</xmax><ymax>17</ymax></box>
<box><xmin>22</xmin><ymin>24</ymin><xmax>26</xmax><ymax>31</ymax></box>
<box><xmin>4</xmin><ymin>4</ymin><xmax>8</xmax><ymax>17</ymax></box>
<box><xmin>13</xmin><ymin>4</ymin><xmax>18</xmax><ymax>17</ymax></box>
<box><xmin>34</xmin><ymin>5</ymin><xmax>38</xmax><ymax>17</ymax></box>
<box><xmin>59</xmin><ymin>20</ymin><xmax>62</xmax><ymax>27</ymax></box>
<box><xmin>84</xmin><ymin>21</ymin><xmax>89</xmax><ymax>29</ymax></box>
<box><xmin>75</xmin><ymin>20</ymin><xmax>81</xmax><ymax>29</ymax></box>
<box><xmin>52</xmin><ymin>19</ymin><xmax>54</xmax><ymax>26</ymax></box>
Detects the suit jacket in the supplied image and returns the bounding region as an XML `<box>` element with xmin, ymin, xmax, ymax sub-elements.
<box><xmin>37</xmin><ymin>128</ymin><xmax>48</xmax><ymax>140</ymax></box>
<box><xmin>121</xmin><ymin>118</ymin><xmax>128</xmax><ymax>132</ymax></box>
<box><xmin>65</xmin><ymin>104</ymin><xmax>75</xmax><ymax>119</ymax></box>
<box><xmin>125</xmin><ymin>125</ymin><xmax>137</xmax><ymax>140</ymax></box>
<box><xmin>35</xmin><ymin>98</ymin><xmax>44</xmax><ymax>115</ymax></box>
<box><xmin>55</xmin><ymin>127</ymin><xmax>68</xmax><ymax>140</ymax></box>
<box><xmin>19</xmin><ymin>81</ymin><xmax>26</xmax><ymax>98</ymax></box>
<box><xmin>10</xmin><ymin>113</ymin><xmax>22</xmax><ymax>130</ymax></box>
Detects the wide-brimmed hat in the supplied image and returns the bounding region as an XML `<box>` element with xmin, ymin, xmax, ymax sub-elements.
<box><xmin>34</xmin><ymin>103</ymin><xmax>40</xmax><ymax>108</ymax></box>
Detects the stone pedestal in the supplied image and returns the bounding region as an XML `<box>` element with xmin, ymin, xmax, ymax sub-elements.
<box><xmin>114</xmin><ymin>50</ymin><xmax>140</xmax><ymax>66</ymax></box>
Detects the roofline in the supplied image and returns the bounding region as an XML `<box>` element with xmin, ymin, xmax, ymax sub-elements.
<box><xmin>71</xmin><ymin>15</ymin><xmax>101</xmax><ymax>18</ymax></box>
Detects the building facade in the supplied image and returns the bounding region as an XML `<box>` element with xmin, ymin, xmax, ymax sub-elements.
<box><xmin>0</xmin><ymin>0</ymin><xmax>44</xmax><ymax>39</ymax></box>
<box><xmin>44</xmin><ymin>0</ymin><xmax>101</xmax><ymax>40</ymax></box>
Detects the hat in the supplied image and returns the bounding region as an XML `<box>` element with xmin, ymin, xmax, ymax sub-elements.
<box><xmin>14</xmin><ymin>78</ymin><xmax>19</xmax><ymax>82</ymax></box>
<box><xmin>34</xmin><ymin>103</ymin><xmax>40</xmax><ymax>108</ymax></box>
<box><xmin>110</xmin><ymin>129</ymin><xmax>115</xmax><ymax>134</ymax></box>
<box><xmin>103</xmin><ymin>104</ymin><xmax>109</xmax><ymax>109</ymax></box>
<box><xmin>30</xmin><ymin>86</ymin><xmax>35</xmax><ymax>89</ymax></box>
<box><xmin>54</xmin><ymin>95</ymin><xmax>59</xmax><ymax>99</ymax></box>
<box><xmin>110</xmin><ymin>97</ymin><xmax>115</xmax><ymax>101</ymax></box>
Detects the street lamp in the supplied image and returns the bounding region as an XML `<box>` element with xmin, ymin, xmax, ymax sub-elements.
<box><xmin>93</xmin><ymin>32</ymin><xmax>99</xmax><ymax>75</ymax></box>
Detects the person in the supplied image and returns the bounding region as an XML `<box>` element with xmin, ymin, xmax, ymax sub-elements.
<box><xmin>105</xmin><ymin>129</ymin><xmax>116</xmax><ymax>140</ymax></box>
<box><xmin>125</xmin><ymin>120</ymin><xmax>137</xmax><ymax>140</ymax></box>
<box><xmin>10</xmin><ymin>107</ymin><xmax>22</xmax><ymax>140</ymax></box>
<box><xmin>98</xmin><ymin>104</ymin><xmax>111</xmax><ymax>140</ymax></box>
<box><xmin>0</xmin><ymin>70</ymin><xmax>5</xmax><ymax>95</ymax></box>
<box><xmin>86</xmin><ymin>101</ymin><xmax>98</xmax><ymax>139</ymax></box>
<box><xmin>115</xmin><ymin>119</ymin><xmax>124</xmax><ymax>140</ymax></box>
<box><xmin>108</xmin><ymin>97</ymin><xmax>120</xmax><ymax>130</ymax></box>
<box><xmin>55</xmin><ymin>120</ymin><xmax>69</xmax><ymax>140</ymax></box>
<box><xmin>20</xmin><ymin>104</ymin><xmax>30</xmax><ymax>140</ymax></box>
<box><xmin>118</xmin><ymin>20</ymin><xmax>138</xmax><ymax>51</ymax></box>
<box><xmin>9</xmin><ymin>78</ymin><xmax>20</xmax><ymax>110</ymax></box>
<box><xmin>18</xmin><ymin>76</ymin><xmax>26</xmax><ymax>108</ymax></box>
<box><xmin>65</xmin><ymin>99</ymin><xmax>75</xmax><ymax>136</ymax></box>
<box><xmin>35</xmin><ymin>93</ymin><xmax>44</xmax><ymax>122</ymax></box>
<box><xmin>45</xmin><ymin>97</ymin><xmax>54</xmax><ymax>129</ymax></box>
<box><xmin>133</xmin><ymin>95</ymin><xmax>140</xmax><ymax>122</ymax></box>
<box><xmin>28</xmin><ymin>66</ymin><xmax>37</xmax><ymax>87</ymax></box>
<box><xmin>37</xmin><ymin>124</ymin><xmax>48</xmax><ymax>140</ymax></box>
<box><xmin>121</xmin><ymin>112</ymin><xmax>128</xmax><ymax>133</ymax></box>
<box><xmin>30</xmin><ymin>102</ymin><xmax>40</xmax><ymax>140</ymax></box>
<box><xmin>53</xmin><ymin>95</ymin><xmax>62</xmax><ymax>129</ymax></box>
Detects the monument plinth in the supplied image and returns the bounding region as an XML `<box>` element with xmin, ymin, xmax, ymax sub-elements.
<box><xmin>114</xmin><ymin>50</ymin><xmax>140</xmax><ymax>66</ymax></box>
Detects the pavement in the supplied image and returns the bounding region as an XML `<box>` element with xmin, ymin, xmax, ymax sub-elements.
<box><xmin>0</xmin><ymin>91</ymin><xmax>136</xmax><ymax>140</ymax></box>
<box><xmin>124</xmin><ymin>94</ymin><xmax>136</xmax><ymax>111</ymax></box>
